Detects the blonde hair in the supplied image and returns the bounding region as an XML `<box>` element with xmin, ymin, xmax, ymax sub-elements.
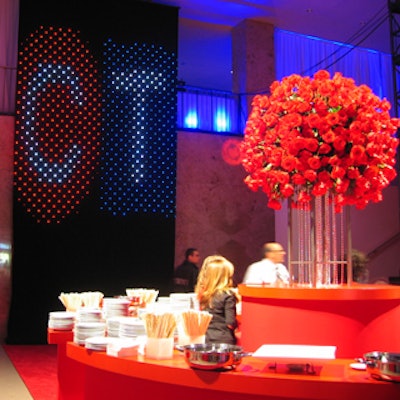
<box><xmin>195</xmin><ymin>255</ymin><xmax>236</xmax><ymax>309</ymax></box>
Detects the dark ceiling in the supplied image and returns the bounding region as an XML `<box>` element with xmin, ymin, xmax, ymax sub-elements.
<box><xmin>154</xmin><ymin>0</ymin><xmax>392</xmax><ymax>91</ymax></box>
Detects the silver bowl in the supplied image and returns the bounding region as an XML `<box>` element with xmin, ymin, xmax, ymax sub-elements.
<box><xmin>178</xmin><ymin>343</ymin><xmax>252</xmax><ymax>370</ymax></box>
<box><xmin>364</xmin><ymin>351</ymin><xmax>400</xmax><ymax>382</ymax></box>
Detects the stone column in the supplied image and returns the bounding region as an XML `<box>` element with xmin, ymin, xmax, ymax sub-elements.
<box><xmin>232</xmin><ymin>19</ymin><xmax>275</xmax><ymax>114</ymax></box>
<box><xmin>231</xmin><ymin>20</ymin><xmax>277</xmax><ymax>250</ymax></box>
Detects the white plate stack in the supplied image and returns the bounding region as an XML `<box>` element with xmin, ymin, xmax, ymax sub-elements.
<box><xmin>102</xmin><ymin>298</ymin><xmax>130</xmax><ymax>319</ymax></box>
<box><xmin>152</xmin><ymin>297</ymin><xmax>173</xmax><ymax>314</ymax></box>
<box><xmin>106</xmin><ymin>316</ymin><xmax>123</xmax><ymax>337</ymax></box>
<box><xmin>169</xmin><ymin>293</ymin><xmax>197</xmax><ymax>312</ymax></box>
<box><xmin>85</xmin><ymin>336</ymin><xmax>116</xmax><ymax>351</ymax></box>
<box><xmin>157</xmin><ymin>296</ymin><xmax>170</xmax><ymax>305</ymax></box>
<box><xmin>76</xmin><ymin>307</ymin><xmax>104</xmax><ymax>323</ymax></box>
<box><xmin>74</xmin><ymin>322</ymin><xmax>106</xmax><ymax>345</ymax></box>
<box><xmin>48</xmin><ymin>311</ymin><xmax>75</xmax><ymax>330</ymax></box>
<box><xmin>118</xmin><ymin>317</ymin><xmax>146</xmax><ymax>339</ymax></box>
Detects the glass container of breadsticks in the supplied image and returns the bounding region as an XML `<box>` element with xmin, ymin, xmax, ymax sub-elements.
<box><xmin>177</xmin><ymin>310</ymin><xmax>213</xmax><ymax>346</ymax></box>
<box><xmin>142</xmin><ymin>311</ymin><xmax>176</xmax><ymax>359</ymax></box>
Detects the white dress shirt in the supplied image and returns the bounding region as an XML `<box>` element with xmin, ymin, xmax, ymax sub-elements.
<box><xmin>243</xmin><ymin>258</ymin><xmax>290</xmax><ymax>285</ymax></box>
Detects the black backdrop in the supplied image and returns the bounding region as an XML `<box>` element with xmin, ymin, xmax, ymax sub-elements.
<box><xmin>7</xmin><ymin>0</ymin><xmax>178</xmax><ymax>344</ymax></box>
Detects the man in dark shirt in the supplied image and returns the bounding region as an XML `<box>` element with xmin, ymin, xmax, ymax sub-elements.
<box><xmin>172</xmin><ymin>248</ymin><xmax>200</xmax><ymax>292</ymax></box>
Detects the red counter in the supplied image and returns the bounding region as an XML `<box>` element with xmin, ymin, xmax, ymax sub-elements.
<box><xmin>48</xmin><ymin>330</ymin><xmax>400</xmax><ymax>400</ymax></box>
<box><xmin>238</xmin><ymin>284</ymin><xmax>400</xmax><ymax>358</ymax></box>
<box><xmin>48</xmin><ymin>329</ymin><xmax>84</xmax><ymax>400</ymax></box>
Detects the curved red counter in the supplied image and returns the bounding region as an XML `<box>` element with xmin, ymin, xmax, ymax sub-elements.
<box><xmin>48</xmin><ymin>330</ymin><xmax>400</xmax><ymax>400</ymax></box>
<box><xmin>48</xmin><ymin>330</ymin><xmax>84</xmax><ymax>400</ymax></box>
<box><xmin>238</xmin><ymin>284</ymin><xmax>400</xmax><ymax>358</ymax></box>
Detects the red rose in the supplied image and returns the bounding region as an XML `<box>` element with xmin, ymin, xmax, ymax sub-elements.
<box><xmin>304</xmin><ymin>169</ymin><xmax>317</xmax><ymax>182</ymax></box>
<box><xmin>292</xmin><ymin>173</ymin><xmax>307</xmax><ymax>185</ymax></box>
<box><xmin>333</xmin><ymin>137</ymin><xmax>346</xmax><ymax>152</ymax></box>
<box><xmin>281</xmin><ymin>155</ymin><xmax>297</xmax><ymax>172</ymax></box>
<box><xmin>308</xmin><ymin>156</ymin><xmax>321</xmax><ymax>170</ymax></box>
<box><xmin>350</xmin><ymin>145</ymin><xmax>366</xmax><ymax>163</ymax></box>
<box><xmin>281</xmin><ymin>183</ymin><xmax>295</xmax><ymax>197</ymax></box>
<box><xmin>319</xmin><ymin>142</ymin><xmax>331</xmax><ymax>154</ymax></box>
<box><xmin>331</xmin><ymin>166</ymin><xmax>346</xmax><ymax>179</ymax></box>
<box><xmin>267</xmin><ymin>198</ymin><xmax>282</xmax><ymax>210</ymax></box>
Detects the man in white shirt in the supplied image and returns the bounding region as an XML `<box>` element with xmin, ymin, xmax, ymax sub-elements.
<box><xmin>243</xmin><ymin>242</ymin><xmax>290</xmax><ymax>285</ymax></box>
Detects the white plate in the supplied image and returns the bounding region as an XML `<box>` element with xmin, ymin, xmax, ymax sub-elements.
<box><xmin>49</xmin><ymin>311</ymin><xmax>76</xmax><ymax>319</ymax></box>
<box><xmin>350</xmin><ymin>362</ymin><xmax>367</xmax><ymax>370</ymax></box>
<box><xmin>85</xmin><ymin>336</ymin><xmax>114</xmax><ymax>345</ymax></box>
<box><xmin>48</xmin><ymin>321</ymin><xmax>74</xmax><ymax>330</ymax></box>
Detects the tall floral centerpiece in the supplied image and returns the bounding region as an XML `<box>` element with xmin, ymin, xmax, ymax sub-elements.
<box><xmin>240</xmin><ymin>70</ymin><xmax>399</xmax><ymax>287</ymax></box>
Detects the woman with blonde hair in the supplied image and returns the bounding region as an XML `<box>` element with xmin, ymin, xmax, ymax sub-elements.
<box><xmin>195</xmin><ymin>255</ymin><xmax>239</xmax><ymax>344</ymax></box>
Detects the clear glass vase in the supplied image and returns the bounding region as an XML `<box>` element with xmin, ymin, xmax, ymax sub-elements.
<box><xmin>287</xmin><ymin>191</ymin><xmax>352</xmax><ymax>287</ymax></box>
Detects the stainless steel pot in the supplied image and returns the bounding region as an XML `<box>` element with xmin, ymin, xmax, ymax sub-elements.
<box><xmin>364</xmin><ymin>351</ymin><xmax>400</xmax><ymax>382</ymax></box>
<box><xmin>177</xmin><ymin>343</ymin><xmax>252</xmax><ymax>370</ymax></box>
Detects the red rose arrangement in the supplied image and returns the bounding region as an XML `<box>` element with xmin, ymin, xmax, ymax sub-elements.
<box><xmin>240</xmin><ymin>70</ymin><xmax>400</xmax><ymax>212</ymax></box>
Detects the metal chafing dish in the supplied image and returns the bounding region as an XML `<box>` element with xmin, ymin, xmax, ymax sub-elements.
<box><xmin>177</xmin><ymin>343</ymin><xmax>252</xmax><ymax>370</ymax></box>
<box><xmin>364</xmin><ymin>351</ymin><xmax>400</xmax><ymax>382</ymax></box>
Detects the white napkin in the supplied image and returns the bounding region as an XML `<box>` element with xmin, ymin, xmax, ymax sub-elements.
<box><xmin>253</xmin><ymin>344</ymin><xmax>336</xmax><ymax>360</ymax></box>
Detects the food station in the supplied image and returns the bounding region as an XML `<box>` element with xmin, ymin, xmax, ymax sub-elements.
<box><xmin>238</xmin><ymin>283</ymin><xmax>400</xmax><ymax>358</ymax></box>
<box><xmin>40</xmin><ymin>44</ymin><xmax>400</xmax><ymax>400</ymax></box>
<box><xmin>48</xmin><ymin>289</ymin><xmax>400</xmax><ymax>400</ymax></box>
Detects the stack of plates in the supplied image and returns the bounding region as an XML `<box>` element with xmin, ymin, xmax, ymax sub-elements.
<box><xmin>118</xmin><ymin>317</ymin><xmax>146</xmax><ymax>339</ymax></box>
<box><xmin>76</xmin><ymin>307</ymin><xmax>104</xmax><ymax>323</ymax></box>
<box><xmin>169</xmin><ymin>293</ymin><xmax>197</xmax><ymax>312</ymax></box>
<box><xmin>102</xmin><ymin>298</ymin><xmax>130</xmax><ymax>319</ymax></box>
<box><xmin>74</xmin><ymin>322</ymin><xmax>106</xmax><ymax>345</ymax></box>
<box><xmin>85</xmin><ymin>336</ymin><xmax>116</xmax><ymax>351</ymax></box>
<box><xmin>106</xmin><ymin>316</ymin><xmax>123</xmax><ymax>337</ymax></box>
<box><xmin>48</xmin><ymin>311</ymin><xmax>75</xmax><ymax>330</ymax></box>
<box><xmin>157</xmin><ymin>296</ymin><xmax>170</xmax><ymax>305</ymax></box>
